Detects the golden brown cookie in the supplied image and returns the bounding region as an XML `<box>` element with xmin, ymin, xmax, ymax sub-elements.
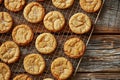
<box><xmin>0</xmin><ymin>62</ymin><xmax>11</xmax><ymax>80</ymax></box>
<box><xmin>23</xmin><ymin>54</ymin><xmax>45</xmax><ymax>75</ymax></box>
<box><xmin>69</xmin><ymin>13</ymin><xmax>91</xmax><ymax>34</ymax></box>
<box><xmin>35</xmin><ymin>33</ymin><xmax>57</xmax><ymax>54</ymax></box>
<box><xmin>0</xmin><ymin>41</ymin><xmax>20</xmax><ymax>64</ymax></box>
<box><xmin>43</xmin><ymin>78</ymin><xmax>54</xmax><ymax>80</ymax></box>
<box><xmin>23</xmin><ymin>2</ymin><xmax>45</xmax><ymax>23</ymax></box>
<box><xmin>80</xmin><ymin>0</ymin><xmax>102</xmax><ymax>13</ymax></box>
<box><xmin>44</xmin><ymin>11</ymin><xmax>65</xmax><ymax>32</ymax></box>
<box><xmin>0</xmin><ymin>12</ymin><xmax>13</xmax><ymax>33</ymax></box>
<box><xmin>52</xmin><ymin>0</ymin><xmax>74</xmax><ymax>9</ymax></box>
<box><xmin>64</xmin><ymin>38</ymin><xmax>86</xmax><ymax>58</ymax></box>
<box><xmin>51</xmin><ymin>57</ymin><xmax>73</xmax><ymax>80</ymax></box>
<box><xmin>4</xmin><ymin>0</ymin><xmax>25</xmax><ymax>12</ymax></box>
<box><xmin>13</xmin><ymin>74</ymin><xmax>33</xmax><ymax>80</ymax></box>
<box><xmin>12</xmin><ymin>24</ymin><xmax>34</xmax><ymax>46</ymax></box>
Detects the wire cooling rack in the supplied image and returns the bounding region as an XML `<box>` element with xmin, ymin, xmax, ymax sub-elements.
<box><xmin>0</xmin><ymin>0</ymin><xmax>105</xmax><ymax>80</ymax></box>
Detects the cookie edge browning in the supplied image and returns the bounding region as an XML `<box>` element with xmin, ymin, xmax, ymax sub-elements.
<box><xmin>80</xmin><ymin>0</ymin><xmax>102</xmax><ymax>13</ymax></box>
<box><xmin>23</xmin><ymin>2</ymin><xmax>45</xmax><ymax>23</ymax></box>
<box><xmin>69</xmin><ymin>13</ymin><xmax>92</xmax><ymax>34</ymax></box>
<box><xmin>12</xmin><ymin>24</ymin><xmax>34</xmax><ymax>46</ymax></box>
<box><xmin>23</xmin><ymin>53</ymin><xmax>46</xmax><ymax>75</ymax></box>
<box><xmin>13</xmin><ymin>74</ymin><xmax>33</xmax><ymax>80</ymax></box>
<box><xmin>4</xmin><ymin>0</ymin><xmax>25</xmax><ymax>12</ymax></box>
<box><xmin>0</xmin><ymin>12</ymin><xmax>13</xmax><ymax>34</ymax></box>
<box><xmin>0</xmin><ymin>62</ymin><xmax>11</xmax><ymax>80</ymax></box>
<box><xmin>64</xmin><ymin>37</ymin><xmax>86</xmax><ymax>58</ymax></box>
<box><xmin>51</xmin><ymin>57</ymin><xmax>73</xmax><ymax>80</ymax></box>
<box><xmin>0</xmin><ymin>41</ymin><xmax>20</xmax><ymax>64</ymax></box>
<box><xmin>52</xmin><ymin>0</ymin><xmax>74</xmax><ymax>9</ymax></box>
<box><xmin>35</xmin><ymin>33</ymin><xmax>57</xmax><ymax>54</ymax></box>
<box><xmin>43</xmin><ymin>11</ymin><xmax>65</xmax><ymax>32</ymax></box>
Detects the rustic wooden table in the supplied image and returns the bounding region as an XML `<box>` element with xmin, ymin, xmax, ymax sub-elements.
<box><xmin>74</xmin><ymin>0</ymin><xmax>120</xmax><ymax>79</ymax></box>
<box><xmin>0</xmin><ymin>0</ymin><xmax>120</xmax><ymax>80</ymax></box>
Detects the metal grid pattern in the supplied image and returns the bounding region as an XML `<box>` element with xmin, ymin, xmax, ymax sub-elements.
<box><xmin>0</xmin><ymin>0</ymin><xmax>104</xmax><ymax>80</ymax></box>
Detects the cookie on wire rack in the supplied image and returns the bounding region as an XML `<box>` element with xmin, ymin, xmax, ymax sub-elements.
<box><xmin>23</xmin><ymin>54</ymin><xmax>45</xmax><ymax>75</ymax></box>
<box><xmin>80</xmin><ymin>0</ymin><xmax>102</xmax><ymax>13</ymax></box>
<box><xmin>0</xmin><ymin>62</ymin><xmax>11</xmax><ymax>80</ymax></box>
<box><xmin>44</xmin><ymin>11</ymin><xmax>65</xmax><ymax>32</ymax></box>
<box><xmin>0</xmin><ymin>12</ymin><xmax>13</xmax><ymax>33</ymax></box>
<box><xmin>69</xmin><ymin>13</ymin><xmax>92</xmax><ymax>34</ymax></box>
<box><xmin>13</xmin><ymin>74</ymin><xmax>33</xmax><ymax>80</ymax></box>
<box><xmin>52</xmin><ymin>0</ymin><xmax>74</xmax><ymax>9</ymax></box>
<box><xmin>35</xmin><ymin>33</ymin><xmax>57</xmax><ymax>54</ymax></box>
<box><xmin>12</xmin><ymin>24</ymin><xmax>34</xmax><ymax>46</ymax></box>
<box><xmin>23</xmin><ymin>2</ymin><xmax>45</xmax><ymax>23</ymax></box>
<box><xmin>4</xmin><ymin>0</ymin><xmax>25</xmax><ymax>12</ymax></box>
<box><xmin>64</xmin><ymin>37</ymin><xmax>86</xmax><ymax>58</ymax></box>
<box><xmin>51</xmin><ymin>57</ymin><xmax>73</xmax><ymax>80</ymax></box>
<box><xmin>0</xmin><ymin>41</ymin><xmax>20</xmax><ymax>64</ymax></box>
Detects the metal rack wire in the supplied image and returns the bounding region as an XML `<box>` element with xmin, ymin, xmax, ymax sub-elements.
<box><xmin>0</xmin><ymin>0</ymin><xmax>106</xmax><ymax>80</ymax></box>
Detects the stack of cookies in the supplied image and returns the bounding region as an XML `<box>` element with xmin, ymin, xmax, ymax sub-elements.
<box><xmin>0</xmin><ymin>0</ymin><xmax>102</xmax><ymax>80</ymax></box>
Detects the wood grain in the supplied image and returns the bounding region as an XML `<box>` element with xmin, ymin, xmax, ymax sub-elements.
<box><xmin>73</xmin><ymin>73</ymin><xmax>120</xmax><ymax>80</ymax></box>
<box><xmin>78</xmin><ymin>35</ymin><xmax>120</xmax><ymax>72</ymax></box>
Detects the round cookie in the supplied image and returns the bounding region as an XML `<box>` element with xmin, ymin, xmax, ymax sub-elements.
<box><xmin>35</xmin><ymin>33</ymin><xmax>57</xmax><ymax>54</ymax></box>
<box><xmin>0</xmin><ymin>62</ymin><xmax>11</xmax><ymax>80</ymax></box>
<box><xmin>4</xmin><ymin>0</ymin><xmax>25</xmax><ymax>12</ymax></box>
<box><xmin>51</xmin><ymin>57</ymin><xmax>73</xmax><ymax>80</ymax></box>
<box><xmin>0</xmin><ymin>12</ymin><xmax>13</xmax><ymax>33</ymax></box>
<box><xmin>69</xmin><ymin>13</ymin><xmax>91</xmax><ymax>34</ymax></box>
<box><xmin>52</xmin><ymin>0</ymin><xmax>74</xmax><ymax>9</ymax></box>
<box><xmin>12</xmin><ymin>24</ymin><xmax>34</xmax><ymax>46</ymax></box>
<box><xmin>64</xmin><ymin>38</ymin><xmax>86</xmax><ymax>58</ymax></box>
<box><xmin>13</xmin><ymin>74</ymin><xmax>32</xmax><ymax>80</ymax></box>
<box><xmin>80</xmin><ymin>0</ymin><xmax>102</xmax><ymax>13</ymax></box>
<box><xmin>43</xmin><ymin>78</ymin><xmax>54</xmax><ymax>80</ymax></box>
<box><xmin>23</xmin><ymin>54</ymin><xmax>45</xmax><ymax>75</ymax></box>
<box><xmin>23</xmin><ymin>2</ymin><xmax>45</xmax><ymax>23</ymax></box>
<box><xmin>44</xmin><ymin>11</ymin><xmax>65</xmax><ymax>32</ymax></box>
<box><xmin>0</xmin><ymin>41</ymin><xmax>20</xmax><ymax>64</ymax></box>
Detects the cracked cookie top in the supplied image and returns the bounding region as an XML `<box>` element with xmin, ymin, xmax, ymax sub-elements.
<box><xmin>69</xmin><ymin>13</ymin><xmax>91</xmax><ymax>34</ymax></box>
<box><xmin>13</xmin><ymin>74</ymin><xmax>33</xmax><ymax>80</ymax></box>
<box><xmin>12</xmin><ymin>24</ymin><xmax>34</xmax><ymax>46</ymax></box>
<box><xmin>23</xmin><ymin>2</ymin><xmax>45</xmax><ymax>23</ymax></box>
<box><xmin>64</xmin><ymin>38</ymin><xmax>86</xmax><ymax>58</ymax></box>
<box><xmin>51</xmin><ymin>57</ymin><xmax>73</xmax><ymax>80</ymax></box>
<box><xmin>35</xmin><ymin>33</ymin><xmax>57</xmax><ymax>54</ymax></box>
<box><xmin>52</xmin><ymin>0</ymin><xmax>74</xmax><ymax>9</ymax></box>
<box><xmin>44</xmin><ymin>11</ymin><xmax>65</xmax><ymax>32</ymax></box>
<box><xmin>23</xmin><ymin>54</ymin><xmax>45</xmax><ymax>75</ymax></box>
<box><xmin>0</xmin><ymin>62</ymin><xmax>11</xmax><ymax>80</ymax></box>
<box><xmin>80</xmin><ymin>0</ymin><xmax>102</xmax><ymax>12</ymax></box>
<box><xmin>4</xmin><ymin>0</ymin><xmax>25</xmax><ymax>12</ymax></box>
<box><xmin>0</xmin><ymin>41</ymin><xmax>20</xmax><ymax>64</ymax></box>
<box><xmin>0</xmin><ymin>12</ymin><xmax>13</xmax><ymax>33</ymax></box>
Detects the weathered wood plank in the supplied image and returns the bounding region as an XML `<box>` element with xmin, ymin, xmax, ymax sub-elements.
<box><xmin>73</xmin><ymin>73</ymin><xmax>120</xmax><ymax>80</ymax></box>
<box><xmin>78</xmin><ymin>35</ymin><xmax>120</xmax><ymax>72</ymax></box>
